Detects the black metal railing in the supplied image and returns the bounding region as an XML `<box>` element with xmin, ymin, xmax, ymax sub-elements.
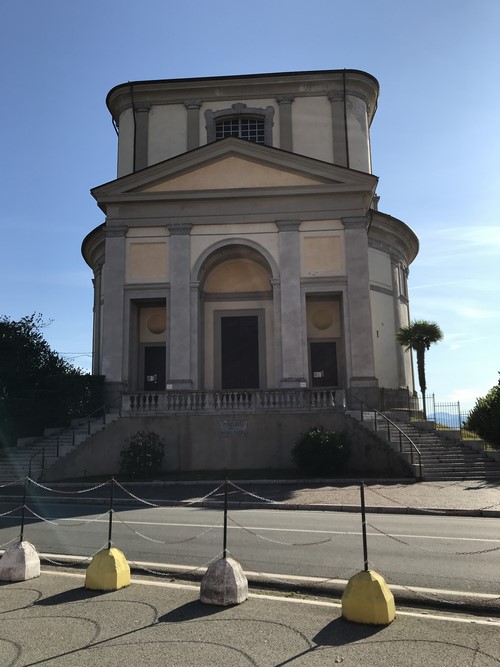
<box><xmin>346</xmin><ymin>393</ymin><xmax>422</xmax><ymax>480</ymax></box>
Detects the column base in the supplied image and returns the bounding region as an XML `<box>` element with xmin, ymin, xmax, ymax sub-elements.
<box><xmin>349</xmin><ymin>377</ymin><xmax>380</xmax><ymax>409</ymax></box>
<box><xmin>166</xmin><ymin>379</ymin><xmax>193</xmax><ymax>390</ymax></box>
<box><xmin>280</xmin><ymin>377</ymin><xmax>307</xmax><ymax>389</ymax></box>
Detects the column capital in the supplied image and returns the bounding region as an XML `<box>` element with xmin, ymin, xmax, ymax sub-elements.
<box><xmin>166</xmin><ymin>222</ymin><xmax>192</xmax><ymax>235</ymax></box>
<box><xmin>184</xmin><ymin>98</ymin><xmax>202</xmax><ymax>110</ymax></box>
<box><xmin>342</xmin><ymin>216</ymin><xmax>369</xmax><ymax>230</ymax></box>
<box><xmin>328</xmin><ymin>91</ymin><xmax>344</xmax><ymax>102</ymax></box>
<box><xmin>105</xmin><ymin>225</ymin><xmax>128</xmax><ymax>238</ymax></box>
<box><xmin>276</xmin><ymin>94</ymin><xmax>295</xmax><ymax>105</ymax></box>
<box><xmin>276</xmin><ymin>220</ymin><xmax>300</xmax><ymax>232</ymax></box>
<box><xmin>134</xmin><ymin>103</ymin><xmax>151</xmax><ymax>113</ymax></box>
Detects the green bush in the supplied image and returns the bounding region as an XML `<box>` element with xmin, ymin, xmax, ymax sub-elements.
<box><xmin>464</xmin><ymin>376</ymin><xmax>500</xmax><ymax>448</ymax></box>
<box><xmin>120</xmin><ymin>430</ymin><xmax>165</xmax><ymax>478</ymax></box>
<box><xmin>292</xmin><ymin>426</ymin><xmax>348</xmax><ymax>476</ymax></box>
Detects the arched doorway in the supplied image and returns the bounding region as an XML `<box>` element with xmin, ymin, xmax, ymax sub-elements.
<box><xmin>198</xmin><ymin>244</ymin><xmax>275</xmax><ymax>390</ymax></box>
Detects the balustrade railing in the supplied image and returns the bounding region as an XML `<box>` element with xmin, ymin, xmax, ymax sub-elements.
<box><xmin>123</xmin><ymin>388</ymin><xmax>344</xmax><ymax>414</ymax></box>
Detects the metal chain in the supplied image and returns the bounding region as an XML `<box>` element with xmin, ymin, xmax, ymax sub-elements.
<box><xmin>40</xmin><ymin>541</ymin><xmax>110</xmax><ymax>567</ymax></box>
<box><xmin>113</xmin><ymin>479</ymin><xmax>225</xmax><ymax>507</ymax></box>
<box><xmin>0</xmin><ymin>536</ymin><xmax>21</xmax><ymax>549</ymax></box>
<box><xmin>113</xmin><ymin>511</ymin><xmax>222</xmax><ymax>545</ymax></box>
<box><xmin>0</xmin><ymin>478</ymin><xmax>24</xmax><ymax>488</ymax></box>
<box><xmin>0</xmin><ymin>505</ymin><xmax>23</xmax><ymax>518</ymax></box>
<box><xmin>27</xmin><ymin>477</ymin><xmax>110</xmax><ymax>494</ymax></box>
<box><xmin>228</xmin><ymin>514</ymin><xmax>332</xmax><ymax>547</ymax></box>
<box><xmin>227</xmin><ymin>481</ymin><xmax>285</xmax><ymax>505</ymax></box>
<box><xmin>24</xmin><ymin>505</ymin><xmax>111</xmax><ymax>527</ymax></box>
<box><xmin>367</xmin><ymin>519</ymin><xmax>500</xmax><ymax>557</ymax></box>
<box><xmin>129</xmin><ymin>551</ymin><xmax>225</xmax><ymax>579</ymax></box>
<box><xmin>232</xmin><ymin>551</ymin><xmax>357</xmax><ymax>587</ymax></box>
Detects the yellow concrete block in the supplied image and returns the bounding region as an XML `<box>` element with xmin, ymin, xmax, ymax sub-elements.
<box><xmin>342</xmin><ymin>570</ymin><xmax>395</xmax><ymax>625</ymax></box>
<box><xmin>85</xmin><ymin>548</ymin><xmax>130</xmax><ymax>591</ymax></box>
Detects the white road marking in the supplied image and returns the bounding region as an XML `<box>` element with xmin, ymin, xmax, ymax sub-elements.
<box><xmin>46</xmin><ymin>569</ymin><xmax>500</xmax><ymax>627</ymax></box>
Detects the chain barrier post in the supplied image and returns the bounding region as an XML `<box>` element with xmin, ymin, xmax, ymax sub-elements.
<box><xmin>20</xmin><ymin>476</ymin><xmax>28</xmax><ymax>543</ymax></box>
<box><xmin>360</xmin><ymin>482</ymin><xmax>369</xmax><ymax>571</ymax></box>
<box><xmin>108</xmin><ymin>477</ymin><xmax>115</xmax><ymax>549</ymax></box>
<box><xmin>223</xmin><ymin>478</ymin><xmax>228</xmax><ymax>558</ymax></box>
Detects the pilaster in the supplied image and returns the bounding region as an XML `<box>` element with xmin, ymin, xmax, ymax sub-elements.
<box><xmin>133</xmin><ymin>104</ymin><xmax>151</xmax><ymax>171</ymax></box>
<box><xmin>101</xmin><ymin>226</ymin><xmax>127</xmax><ymax>390</ymax></box>
<box><xmin>328</xmin><ymin>91</ymin><xmax>348</xmax><ymax>168</ymax></box>
<box><xmin>343</xmin><ymin>216</ymin><xmax>378</xmax><ymax>401</ymax></box>
<box><xmin>184</xmin><ymin>99</ymin><xmax>202</xmax><ymax>151</ymax></box>
<box><xmin>276</xmin><ymin>95</ymin><xmax>294</xmax><ymax>151</ymax></box>
<box><xmin>277</xmin><ymin>220</ymin><xmax>306</xmax><ymax>387</ymax></box>
<box><xmin>167</xmin><ymin>223</ymin><xmax>193</xmax><ymax>389</ymax></box>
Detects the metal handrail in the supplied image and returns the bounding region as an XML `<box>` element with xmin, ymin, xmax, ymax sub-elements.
<box><xmin>348</xmin><ymin>395</ymin><xmax>422</xmax><ymax>480</ymax></box>
<box><xmin>56</xmin><ymin>405</ymin><xmax>106</xmax><ymax>456</ymax></box>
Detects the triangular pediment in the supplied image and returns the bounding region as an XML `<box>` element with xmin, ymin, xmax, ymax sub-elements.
<box><xmin>92</xmin><ymin>138</ymin><xmax>378</xmax><ymax>205</ymax></box>
<box><xmin>142</xmin><ymin>155</ymin><xmax>325</xmax><ymax>191</ymax></box>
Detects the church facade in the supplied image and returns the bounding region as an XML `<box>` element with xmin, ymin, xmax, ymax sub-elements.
<box><xmin>83</xmin><ymin>69</ymin><xmax>418</xmax><ymax>410</ymax></box>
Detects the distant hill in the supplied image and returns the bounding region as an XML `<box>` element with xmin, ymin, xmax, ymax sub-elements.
<box><xmin>428</xmin><ymin>412</ymin><xmax>464</xmax><ymax>428</ymax></box>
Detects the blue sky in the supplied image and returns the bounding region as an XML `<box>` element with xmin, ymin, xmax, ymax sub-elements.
<box><xmin>1</xmin><ymin>0</ymin><xmax>499</xmax><ymax>410</ymax></box>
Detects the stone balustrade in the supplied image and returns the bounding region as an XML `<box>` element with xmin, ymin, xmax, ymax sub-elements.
<box><xmin>122</xmin><ymin>388</ymin><xmax>345</xmax><ymax>415</ymax></box>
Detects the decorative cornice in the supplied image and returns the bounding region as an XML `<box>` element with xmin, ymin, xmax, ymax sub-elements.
<box><xmin>370</xmin><ymin>284</ymin><xmax>393</xmax><ymax>297</ymax></box>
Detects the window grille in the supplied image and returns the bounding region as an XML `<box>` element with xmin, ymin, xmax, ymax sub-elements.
<box><xmin>215</xmin><ymin>117</ymin><xmax>265</xmax><ymax>144</ymax></box>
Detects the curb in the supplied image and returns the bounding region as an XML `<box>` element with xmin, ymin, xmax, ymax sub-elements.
<box><xmin>0</xmin><ymin>493</ymin><xmax>499</xmax><ymax>517</ymax></box>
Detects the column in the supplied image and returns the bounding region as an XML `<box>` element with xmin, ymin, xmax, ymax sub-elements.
<box><xmin>343</xmin><ymin>216</ymin><xmax>378</xmax><ymax>403</ymax></box>
<box><xmin>167</xmin><ymin>223</ymin><xmax>193</xmax><ymax>389</ymax></box>
<box><xmin>277</xmin><ymin>221</ymin><xmax>306</xmax><ymax>387</ymax></box>
<box><xmin>276</xmin><ymin>95</ymin><xmax>294</xmax><ymax>151</ymax></box>
<box><xmin>328</xmin><ymin>91</ymin><xmax>349</xmax><ymax>168</ymax></box>
<box><xmin>184</xmin><ymin>99</ymin><xmax>202</xmax><ymax>151</ymax></box>
<box><xmin>133</xmin><ymin>104</ymin><xmax>151</xmax><ymax>171</ymax></box>
<box><xmin>101</xmin><ymin>225</ymin><xmax>127</xmax><ymax>407</ymax></box>
<box><xmin>91</xmin><ymin>259</ymin><xmax>104</xmax><ymax>375</ymax></box>
<box><xmin>391</xmin><ymin>258</ymin><xmax>406</xmax><ymax>387</ymax></box>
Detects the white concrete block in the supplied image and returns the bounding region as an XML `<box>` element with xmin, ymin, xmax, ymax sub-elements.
<box><xmin>200</xmin><ymin>556</ymin><xmax>248</xmax><ymax>606</ymax></box>
<box><xmin>0</xmin><ymin>541</ymin><xmax>41</xmax><ymax>581</ymax></box>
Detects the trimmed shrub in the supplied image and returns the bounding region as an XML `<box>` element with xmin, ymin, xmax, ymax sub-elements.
<box><xmin>120</xmin><ymin>430</ymin><xmax>165</xmax><ymax>478</ymax></box>
<box><xmin>292</xmin><ymin>426</ymin><xmax>348</xmax><ymax>476</ymax></box>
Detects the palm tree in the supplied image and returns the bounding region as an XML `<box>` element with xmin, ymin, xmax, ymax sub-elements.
<box><xmin>396</xmin><ymin>320</ymin><xmax>443</xmax><ymax>419</ymax></box>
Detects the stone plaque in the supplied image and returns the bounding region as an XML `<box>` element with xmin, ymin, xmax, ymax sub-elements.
<box><xmin>218</xmin><ymin>420</ymin><xmax>248</xmax><ymax>438</ymax></box>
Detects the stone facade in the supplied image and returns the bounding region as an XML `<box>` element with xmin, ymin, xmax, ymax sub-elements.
<box><xmin>83</xmin><ymin>69</ymin><xmax>418</xmax><ymax>408</ymax></box>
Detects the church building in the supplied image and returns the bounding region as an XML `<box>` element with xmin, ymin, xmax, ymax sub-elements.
<box><xmin>83</xmin><ymin>69</ymin><xmax>418</xmax><ymax>413</ymax></box>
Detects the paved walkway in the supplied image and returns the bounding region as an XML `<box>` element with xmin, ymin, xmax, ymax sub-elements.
<box><xmin>1</xmin><ymin>569</ymin><xmax>499</xmax><ymax>666</ymax></box>
<box><xmin>3</xmin><ymin>478</ymin><xmax>500</xmax><ymax>516</ymax></box>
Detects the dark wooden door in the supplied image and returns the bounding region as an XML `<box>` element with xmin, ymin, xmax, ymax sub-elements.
<box><xmin>144</xmin><ymin>346</ymin><xmax>166</xmax><ymax>390</ymax></box>
<box><xmin>221</xmin><ymin>316</ymin><xmax>259</xmax><ymax>389</ymax></box>
<box><xmin>310</xmin><ymin>342</ymin><xmax>338</xmax><ymax>387</ymax></box>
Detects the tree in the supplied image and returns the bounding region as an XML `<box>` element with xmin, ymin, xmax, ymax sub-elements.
<box><xmin>396</xmin><ymin>320</ymin><xmax>443</xmax><ymax>420</ymax></box>
<box><xmin>464</xmin><ymin>375</ymin><xmax>500</xmax><ymax>448</ymax></box>
<box><xmin>0</xmin><ymin>314</ymin><xmax>103</xmax><ymax>447</ymax></box>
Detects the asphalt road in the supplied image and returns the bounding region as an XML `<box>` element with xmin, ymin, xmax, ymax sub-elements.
<box><xmin>2</xmin><ymin>570</ymin><xmax>500</xmax><ymax>666</ymax></box>
<box><xmin>1</xmin><ymin>503</ymin><xmax>500</xmax><ymax>599</ymax></box>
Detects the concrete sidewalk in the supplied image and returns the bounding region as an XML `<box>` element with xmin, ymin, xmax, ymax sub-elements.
<box><xmin>1</xmin><ymin>568</ymin><xmax>499</xmax><ymax>666</ymax></box>
<box><xmin>8</xmin><ymin>478</ymin><xmax>500</xmax><ymax>517</ymax></box>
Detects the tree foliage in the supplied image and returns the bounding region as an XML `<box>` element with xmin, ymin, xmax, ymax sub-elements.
<box><xmin>396</xmin><ymin>319</ymin><xmax>443</xmax><ymax>419</ymax></box>
<box><xmin>464</xmin><ymin>376</ymin><xmax>500</xmax><ymax>448</ymax></box>
<box><xmin>0</xmin><ymin>314</ymin><xmax>103</xmax><ymax>447</ymax></box>
<box><xmin>292</xmin><ymin>426</ymin><xmax>348</xmax><ymax>476</ymax></box>
<box><xmin>120</xmin><ymin>431</ymin><xmax>165</xmax><ymax>478</ymax></box>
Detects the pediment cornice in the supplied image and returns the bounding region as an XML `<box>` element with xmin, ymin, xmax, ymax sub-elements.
<box><xmin>91</xmin><ymin>139</ymin><xmax>378</xmax><ymax>211</ymax></box>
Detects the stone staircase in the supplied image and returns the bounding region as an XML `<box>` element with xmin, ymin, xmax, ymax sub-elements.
<box><xmin>0</xmin><ymin>413</ymin><xmax>119</xmax><ymax>482</ymax></box>
<box><xmin>349</xmin><ymin>411</ymin><xmax>500</xmax><ymax>481</ymax></box>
